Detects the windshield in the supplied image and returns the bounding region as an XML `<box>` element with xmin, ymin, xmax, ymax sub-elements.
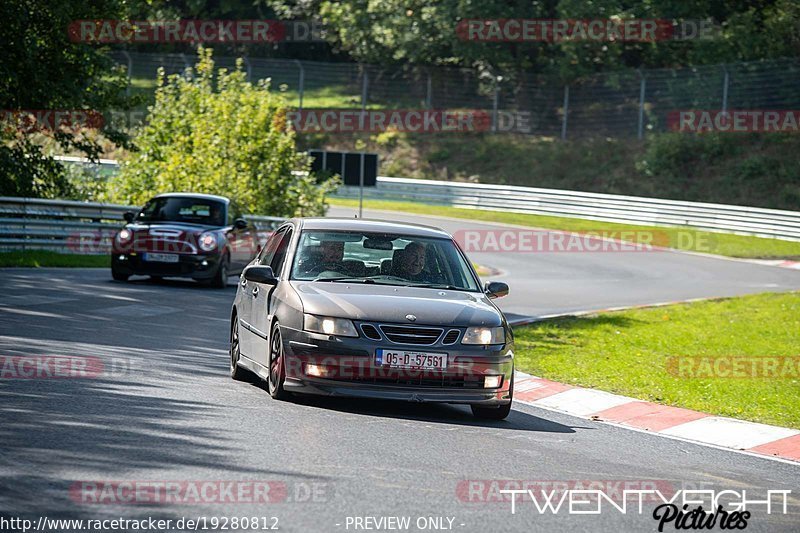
<box><xmin>136</xmin><ymin>197</ymin><xmax>226</xmax><ymax>226</ymax></box>
<box><xmin>290</xmin><ymin>230</ymin><xmax>480</xmax><ymax>291</ymax></box>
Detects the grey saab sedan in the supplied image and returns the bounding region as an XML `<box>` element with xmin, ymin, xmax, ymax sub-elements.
<box><xmin>229</xmin><ymin>218</ymin><xmax>514</xmax><ymax>419</ymax></box>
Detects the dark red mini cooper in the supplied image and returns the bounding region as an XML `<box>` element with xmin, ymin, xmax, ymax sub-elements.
<box><xmin>111</xmin><ymin>193</ymin><xmax>259</xmax><ymax>287</ymax></box>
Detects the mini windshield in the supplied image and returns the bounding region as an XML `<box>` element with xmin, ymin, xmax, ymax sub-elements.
<box><xmin>290</xmin><ymin>230</ymin><xmax>480</xmax><ymax>291</ymax></box>
<box><xmin>136</xmin><ymin>197</ymin><xmax>226</xmax><ymax>226</ymax></box>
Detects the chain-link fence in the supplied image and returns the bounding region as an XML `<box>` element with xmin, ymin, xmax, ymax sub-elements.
<box><xmin>109</xmin><ymin>51</ymin><xmax>800</xmax><ymax>139</ymax></box>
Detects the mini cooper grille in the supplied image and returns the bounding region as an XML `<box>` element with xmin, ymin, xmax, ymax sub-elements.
<box><xmin>442</xmin><ymin>329</ymin><xmax>460</xmax><ymax>345</ymax></box>
<box><xmin>360</xmin><ymin>324</ymin><xmax>382</xmax><ymax>340</ymax></box>
<box><xmin>378</xmin><ymin>325</ymin><xmax>443</xmax><ymax>345</ymax></box>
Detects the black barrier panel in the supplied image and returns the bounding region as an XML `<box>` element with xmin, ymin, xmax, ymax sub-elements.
<box><xmin>307</xmin><ymin>151</ymin><xmax>378</xmax><ymax>187</ymax></box>
<box><xmin>344</xmin><ymin>153</ymin><xmax>362</xmax><ymax>185</ymax></box>
<box><xmin>325</xmin><ymin>152</ymin><xmax>343</xmax><ymax>179</ymax></box>
<box><xmin>363</xmin><ymin>154</ymin><xmax>378</xmax><ymax>186</ymax></box>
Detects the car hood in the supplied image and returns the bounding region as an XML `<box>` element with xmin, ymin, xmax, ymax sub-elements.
<box><xmin>291</xmin><ymin>281</ymin><xmax>503</xmax><ymax>327</ymax></box>
<box><xmin>126</xmin><ymin>222</ymin><xmax>220</xmax><ymax>234</ymax></box>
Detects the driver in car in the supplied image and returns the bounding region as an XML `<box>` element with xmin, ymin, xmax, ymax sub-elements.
<box><xmin>394</xmin><ymin>242</ymin><xmax>429</xmax><ymax>282</ymax></box>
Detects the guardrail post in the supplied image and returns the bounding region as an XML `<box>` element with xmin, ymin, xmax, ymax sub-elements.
<box><xmin>637</xmin><ymin>71</ymin><xmax>647</xmax><ymax>140</ymax></box>
<box><xmin>561</xmin><ymin>85</ymin><xmax>570</xmax><ymax>140</ymax></box>
<box><xmin>721</xmin><ymin>66</ymin><xmax>729</xmax><ymax>114</ymax></box>
<box><xmin>295</xmin><ymin>60</ymin><xmax>305</xmax><ymax>110</ymax></box>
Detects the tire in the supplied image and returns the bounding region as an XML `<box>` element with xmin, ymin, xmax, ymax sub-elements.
<box><xmin>267</xmin><ymin>322</ymin><xmax>291</xmax><ymax>400</ymax></box>
<box><xmin>210</xmin><ymin>253</ymin><xmax>230</xmax><ymax>289</ymax></box>
<box><xmin>150</xmin><ymin>276</ymin><xmax>163</xmax><ymax>282</ymax></box>
<box><xmin>111</xmin><ymin>268</ymin><xmax>129</xmax><ymax>282</ymax></box>
<box><xmin>471</xmin><ymin>375</ymin><xmax>513</xmax><ymax>420</ymax></box>
<box><xmin>229</xmin><ymin>316</ymin><xmax>249</xmax><ymax>381</ymax></box>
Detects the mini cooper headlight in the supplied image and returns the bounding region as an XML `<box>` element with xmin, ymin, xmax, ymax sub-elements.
<box><xmin>116</xmin><ymin>228</ymin><xmax>132</xmax><ymax>244</ymax></box>
<box><xmin>303</xmin><ymin>314</ymin><xmax>358</xmax><ymax>337</ymax></box>
<box><xmin>462</xmin><ymin>326</ymin><xmax>505</xmax><ymax>345</ymax></box>
<box><xmin>198</xmin><ymin>232</ymin><xmax>218</xmax><ymax>252</ymax></box>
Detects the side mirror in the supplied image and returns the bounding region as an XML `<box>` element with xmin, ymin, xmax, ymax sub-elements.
<box><xmin>123</xmin><ymin>211</ymin><xmax>135</xmax><ymax>223</ymax></box>
<box><xmin>243</xmin><ymin>265</ymin><xmax>278</xmax><ymax>285</ymax></box>
<box><xmin>233</xmin><ymin>218</ymin><xmax>248</xmax><ymax>230</ymax></box>
<box><xmin>484</xmin><ymin>281</ymin><xmax>509</xmax><ymax>299</ymax></box>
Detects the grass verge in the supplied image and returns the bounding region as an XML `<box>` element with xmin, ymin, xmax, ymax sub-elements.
<box><xmin>329</xmin><ymin>198</ymin><xmax>800</xmax><ymax>259</ymax></box>
<box><xmin>0</xmin><ymin>251</ymin><xmax>109</xmax><ymax>268</ymax></box>
<box><xmin>513</xmin><ymin>292</ymin><xmax>800</xmax><ymax>429</ymax></box>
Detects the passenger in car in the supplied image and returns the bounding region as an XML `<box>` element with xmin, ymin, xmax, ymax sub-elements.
<box><xmin>302</xmin><ymin>240</ymin><xmax>346</xmax><ymax>275</ymax></box>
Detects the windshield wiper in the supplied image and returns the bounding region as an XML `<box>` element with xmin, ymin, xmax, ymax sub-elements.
<box><xmin>409</xmin><ymin>283</ymin><xmax>466</xmax><ymax>291</ymax></box>
<box><xmin>311</xmin><ymin>277</ymin><xmax>374</xmax><ymax>283</ymax></box>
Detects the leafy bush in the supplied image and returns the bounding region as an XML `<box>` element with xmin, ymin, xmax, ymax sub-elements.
<box><xmin>110</xmin><ymin>48</ymin><xmax>338</xmax><ymax>217</ymax></box>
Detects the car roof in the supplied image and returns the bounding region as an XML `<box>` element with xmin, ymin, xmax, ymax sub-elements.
<box><xmin>153</xmin><ymin>192</ymin><xmax>230</xmax><ymax>203</ymax></box>
<box><xmin>295</xmin><ymin>217</ymin><xmax>451</xmax><ymax>238</ymax></box>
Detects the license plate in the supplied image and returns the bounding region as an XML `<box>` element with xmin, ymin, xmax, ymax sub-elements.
<box><xmin>376</xmin><ymin>349</ymin><xmax>448</xmax><ymax>370</ymax></box>
<box><xmin>143</xmin><ymin>253</ymin><xmax>179</xmax><ymax>263</ymax></box>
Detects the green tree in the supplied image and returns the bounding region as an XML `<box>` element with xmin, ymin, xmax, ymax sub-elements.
<box><xmin>110</xmin><ymin>48</ymin><xmax>337</xmax><ymax>217</ymax></box>
<box><xmin>0</xmin><ymin>0</ymin><xmax>130</xmax><ymax>198</ymax></box>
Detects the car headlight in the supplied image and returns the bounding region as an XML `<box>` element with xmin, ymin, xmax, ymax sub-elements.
<box><xmin>462</xmin><ymin>326</ymin><xmax>505</xmax><ymax>345</ymax></box>
<box><xmin>303</xmin><ymin>314</ymin><xmax>358</xmax><ymax>337</ymax></box>
<box><xmin>116</xmin><ymin>228</ymin><xmax>132</xmax><ymax>244</ymax></box>
<box><xmin>198</xmin><ymin>232</ymin><xmax>218</xmax><ymax>252</ymax></box>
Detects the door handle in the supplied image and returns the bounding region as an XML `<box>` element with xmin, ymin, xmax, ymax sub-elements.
<box><xmin>252</xmin><ymin>285</ymin><xmax>259</xmax><ymax>297</ymax></box>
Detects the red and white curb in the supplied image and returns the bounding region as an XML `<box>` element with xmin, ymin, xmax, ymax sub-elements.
<box><xmin>512</xmin><ymin>371</ymin><xmax>800</xmax><ymax>464</ymax></box>
<box><xmin>748</xmin><ymin>259</ymin><xmax>800</xmax><ymax>270</ymax></box>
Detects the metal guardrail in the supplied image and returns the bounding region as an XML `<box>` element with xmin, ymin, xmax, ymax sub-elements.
<box><xmin>0</xmin><ymin>197</ymin><xmax>285</xmax><ymax>254</ymax></box>
<box><xmin>333</xmin><ymin>178</ymin><xmax>800</xmax><ymax>241</ymax></box>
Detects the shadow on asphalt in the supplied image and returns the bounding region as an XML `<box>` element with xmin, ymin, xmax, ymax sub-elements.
<box><xmin>247</xmin><ymin>379</ymin><xmax>583</xmax><ymax>434</ymax></box>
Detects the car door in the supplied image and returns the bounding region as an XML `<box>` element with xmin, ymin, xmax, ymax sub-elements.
<box><xmin>239</xmin><ymin>227</ymin><xmax>286</xmax><ymax>359</ymax></box>
<box><xmin>250</xmin><ymin>227</ymin><xmax>293</xmax><ymax>367</ymax></box>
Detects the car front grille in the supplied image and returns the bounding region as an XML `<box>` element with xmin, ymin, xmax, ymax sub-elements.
<box><xmin>378</xmin><ymin>325</ymin><xmax>443</xmax><ymax>345</ymax></box>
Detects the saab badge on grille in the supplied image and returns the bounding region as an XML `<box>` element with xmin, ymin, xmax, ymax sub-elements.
<box><xmin>405</xmin><ymin>314</ymin><xmax>417</xmax><ymax>322</ymax></box>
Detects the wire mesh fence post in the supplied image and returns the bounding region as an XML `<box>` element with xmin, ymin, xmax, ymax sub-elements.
<box><xmin>243</xmin><ymin>56</ymin><xmax>252</xmax><ymax>82</ymax></box>
<box><xmin>491</xmin><ymin>84</ymin><xmax>499</xmax><ymax>133</ymax></box>
<box><xmin>637</xmin><ymin>71</ymin><xmax>647</xmax><ymax>140</ymax></box>
<box><xmin>561</xmin><ymin>85</ymin><xmax>570</xmax><ymax>140</ymax></box>
<box><xmin>426</xmin><ymin>72</ymin><xmax>432</xmax><ymax>109</ymax></box>
<box><xmin>121</xmin><ymin>51</ymin><xmax>132</xmax><ymax>97</ymax></box>
<box><xmin>721</xmin><ymin>66</ymin><xmax>730</xmax><ymax>113</ymax></box>
<box><xmin>295</xmin><ymin>60</ymin><xmax>305</xmax><ymax>110</ymax></box>
<box><xmin>361</xmin><ymin>68</ymin><xmax>369</xmax><ymax>110</ymax></box>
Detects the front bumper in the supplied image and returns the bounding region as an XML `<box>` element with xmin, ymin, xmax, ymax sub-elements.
<box><xmin>280</xmin><ymin>326</ymin><xmax>514</xmax><ymax>405</ymax></box>
<box><xmin>111</xmin><ymin>252</ymin><xmax>221</xmax><ymax>279</ymax></box>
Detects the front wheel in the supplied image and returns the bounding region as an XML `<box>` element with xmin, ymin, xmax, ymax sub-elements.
<box><xmin>471</xmin><ymin>376</ymin><xmax>513</xmax><ymax>420</ymax></box>
<box><xmin>210</xmin><ymin>254</ymin><xmax>230</xmax><ymax>289</ymax></box>
<box><xmin>267</xmin><ymin>322</ymin><xmax>291</xmax><ymax>400</ymax></box>
<box><xmin>111</xmin><ymin>267</ymin><xmax>129</xmax><ymax>282</ymax></box>
<box><xmin>230</xmin><ymin>316</ymin><xmax>250</xmax><ymax>381</ymax></box>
